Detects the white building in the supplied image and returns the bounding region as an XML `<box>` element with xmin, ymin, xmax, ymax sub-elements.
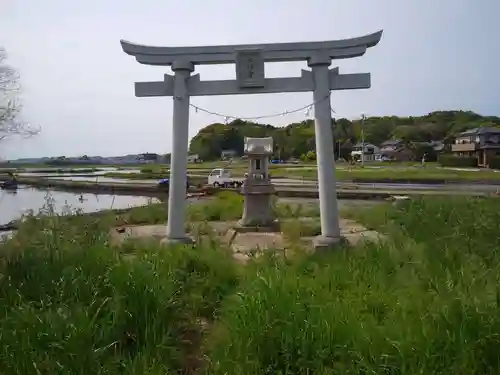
<box><xmin>221</xmin><ymin>150</ymin><xmax>237</xmax><ymax>160</ymax></box>
<box><xmin>350</xmin><ymin>142</ymin><xmax>381</xmax><ymax>162</ymax></box>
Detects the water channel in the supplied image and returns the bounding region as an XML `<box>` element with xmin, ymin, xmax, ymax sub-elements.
<box><xmin>0</xmin><ymin>184</ymin><xmax>381</xmax><ymax>226</ymax></box>
<box><xmin>0</xmin><ymin>169</ymin><xmax>385</xmax><ymax>239</ymax></box>
<box><xmin>0</xmin><ymin>187</ymin><xmax>160</xmax><ymax>224</ymax></box>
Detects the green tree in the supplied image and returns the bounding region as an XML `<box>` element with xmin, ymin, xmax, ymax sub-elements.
<box><xmin>188</xmin><ymin>111</ymin><xmax>500</xmax><ymax>161</ymax></box>
<box><xmin>362</xmin><ymin>117</ymin><xmax>395</xmax><ymax>145</ymax></box>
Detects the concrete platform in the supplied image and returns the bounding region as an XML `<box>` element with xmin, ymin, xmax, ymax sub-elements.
<box><xmin>110</xmin><ymin>217</ymin><xmax>385</xmax><ymax>263</ymax></box>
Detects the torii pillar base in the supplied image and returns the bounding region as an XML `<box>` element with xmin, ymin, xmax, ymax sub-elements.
<box><xmin>312</xmin><ymin>235</ymin><xmax>347</xmax><ymax>252</ymax></box>
<box><xmin>160</xmin><ymin>236</ymin><xmax>194</xmax><ymax>247</ymax></box>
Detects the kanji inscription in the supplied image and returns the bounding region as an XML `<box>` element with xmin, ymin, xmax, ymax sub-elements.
<box><xmin>235</xmin><ymin>50</ymin><xmax>265</xmax><ymax>88</ymax></box>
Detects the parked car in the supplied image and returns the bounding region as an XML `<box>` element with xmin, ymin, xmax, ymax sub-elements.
<box><xmin>374</xmin><ymin>155</ymin><xmax>392</xmax><ymax>162</ymax></box>
<box><xmin>208</xmin><ymin>168</ymin><xmax>243</xmax><ymax>188</ymax></box>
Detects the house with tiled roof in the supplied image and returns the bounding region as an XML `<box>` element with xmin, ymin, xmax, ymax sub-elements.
<box><xmin>350</xmin><ymin>142</ymin><xmax>380</xmax><ymax>162</ymax></box>
<box><xmin>451</xmin><ymin>126</ymin><xmax>500</xmax><ymax>167</ymax></box>
<box><xmin>379</xmin><ymin>139</ymin><xmax>413</xmax><ymax>161</ymax></box>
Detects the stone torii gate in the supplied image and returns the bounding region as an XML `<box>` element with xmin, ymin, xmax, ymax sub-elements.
<box><xmin>120</xmin><ymin>30</ymin><xmax>383</xmax><ymax>249</ymax></box>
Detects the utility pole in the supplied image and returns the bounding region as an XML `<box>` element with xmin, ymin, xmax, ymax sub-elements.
<box><xmin>361</xmin><ymin>113</ymin><xmax>366</xmax><ymax>167</ymax></box>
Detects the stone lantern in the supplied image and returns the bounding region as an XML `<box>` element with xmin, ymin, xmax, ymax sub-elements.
<box><xmin>239</xmin><ymin>137</ymin><xmax>277</xmax><ymax>228</ymax></box>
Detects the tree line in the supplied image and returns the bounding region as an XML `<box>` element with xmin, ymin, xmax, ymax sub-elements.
<box><xmin>188</xmin><ymin>111</ymin><xmax>500</xmax><ymax>161</ymax></box>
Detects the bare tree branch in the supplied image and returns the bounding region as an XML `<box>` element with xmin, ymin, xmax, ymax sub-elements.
<box><xmin>0</xmin><ymin>47</ymin><xmax>40</xmax><ymax>141</ymax></box>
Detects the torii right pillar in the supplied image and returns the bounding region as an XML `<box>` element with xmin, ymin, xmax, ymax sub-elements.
<box><xmin>310</xmin><ymin>55</ymin><xmax>343</xmax><ymax>250</ymax></box>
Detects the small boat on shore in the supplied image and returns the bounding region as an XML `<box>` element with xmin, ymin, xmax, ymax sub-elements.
<box><xmin>1</xmin><ymin>180</ymin><xmax>18</xmax><ymax>190</ymax></box>
<box><xmin>1</xmin><ymin>172</ymin><xmax>18</xmax><ymax>190</ymax></box>
<box><xmin>0</xmin><ymin>220</ymin><xmax>18</xmax><ymax>232</ymax></box>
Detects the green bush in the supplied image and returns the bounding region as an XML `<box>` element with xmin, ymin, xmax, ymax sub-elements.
<box><xmin>489</xmin><ymin>156</ymin><xmax>500</xmax><ymax>170</ymax></box>
<box><xmin>187</xmin><ymin>191</ymin><xmax>244</xmax><ymax>221</ymax></box>
<box><xmin>438</xmin><ymin>154</ymin><xmax>478</xmax><ymax>167</ymax></box>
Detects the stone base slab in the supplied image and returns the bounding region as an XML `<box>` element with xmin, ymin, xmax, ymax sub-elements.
<box><xmin>110</xmin><ymin>217</ymin><xmax>385</xmax><ymax>263</ymax></box>
<box><xmin>236</xmin><ymin>220</ymin><xmax>281</xmax><ymax>232</ymax></box>
<box><xmin>311</xmin><ymin>235</ymin><xmax>347</xmax><ymax>251</ymax></box>
<box><xmin>160</xmin><ymin>236</ymin><xmax>195</xmax><ymax>247</ymax></box>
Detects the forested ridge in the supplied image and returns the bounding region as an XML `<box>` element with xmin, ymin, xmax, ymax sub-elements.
<box><xmin>189</xmin><ymin>110</ymin><xmax>500</xmax><ymax>160</ymax></box>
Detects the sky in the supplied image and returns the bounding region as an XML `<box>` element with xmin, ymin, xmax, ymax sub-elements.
<box><xmin>0</xmin><ymin>0</ymin><xmax>499</xmax><ymax>159</ymax></box>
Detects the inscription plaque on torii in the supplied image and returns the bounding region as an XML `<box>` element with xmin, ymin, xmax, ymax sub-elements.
<box><xmin>120</xmin><ymin>30</ymin><xmax>383</xmax><ymax>249</ymax></box>
<box><xmin>235</xmin><ymin>50</ymin><xmax>265</xmax><ymax>88</ymax></box>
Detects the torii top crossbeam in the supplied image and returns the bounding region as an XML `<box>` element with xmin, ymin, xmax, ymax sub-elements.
<box><xmin>120</xmin><ymin>30</ymin><xmax>383</xmax><ymax>66</ymax></box>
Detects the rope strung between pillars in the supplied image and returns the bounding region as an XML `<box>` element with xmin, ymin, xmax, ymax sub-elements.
<box><xmin>185</xmin><ymin>93</ymin><xmax>337</xmax><ymax>123</ymax></box>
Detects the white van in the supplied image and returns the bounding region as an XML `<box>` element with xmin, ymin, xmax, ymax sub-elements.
<box><xmin>207</xmin><ymin>168</ymin><xmax>243</xmax><ymax>188</ymax></box>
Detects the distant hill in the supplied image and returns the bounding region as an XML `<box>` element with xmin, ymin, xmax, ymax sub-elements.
<box><xmin>188</xmin><ymin>110</ymin><xmax>500</xmax><ymax>161</ymax></box>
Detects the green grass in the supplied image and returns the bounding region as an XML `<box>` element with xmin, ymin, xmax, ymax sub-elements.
<box><xmin>287</xmin><ymin>164</ymin><xmax>500</xmax><ymax>182</ymax></box>
<box><xmin>1</xmin><ymin>214</ymin><xmax>238</xmax><ymax>374</ymax></box>
<box><xmin>1</xmin><ymin>195</ymin><xmax>500</xmax><ymax>373</ymax></box>
<box><xmin>207</xmin><ymin>196</ymin><xmax>500</xmax><ymax>374</ymax></box>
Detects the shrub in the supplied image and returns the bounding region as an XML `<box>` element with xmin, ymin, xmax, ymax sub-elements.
<box><xmin>139</xmin><ymin>166</ymin><xmax>169</xmax><ymax>174</ymax></box>
<box><xmin>490</xmin><ymin>156</ymin><xmax>500</xmax><ymax>170</ymax></box>
<box><xmin>187</xmin><ymin>191</ymin><xmax>244</xmax><ymax>221</ymax></box>
<box><xmin>299</xmin><ymin>151</ymin><xmax>317</xmax><ymax>162</ymax></box>
<box><xmin>438</xmin><ymin>154</ymin><xmax>478</xmax><ymax>167</ymax></box>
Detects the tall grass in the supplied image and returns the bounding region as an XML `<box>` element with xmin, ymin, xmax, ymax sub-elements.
<box><xmin>2</xmin><ymin>195</ymin><xmax>500</xmax><ymax>373</ymax></box>
<box><xmin>0</xmin><ymin>213</ymin><xmax>238</xmax><ymax>374</ymax></box>
<box><xmin>207</xmin><ymin>197</ymin><xmax>500</xmax><ymax>374</ymax></box>
<box><xmin>187</xmin><ymin>191</ymin><xmax>320</xmax><ymax>222</ymax></box>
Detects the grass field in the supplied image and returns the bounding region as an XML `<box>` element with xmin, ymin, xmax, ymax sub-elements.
<box><xmin>289</xmin><ymin>165</ymin><xmax>500</xmax><ymax>183</ymax></box>
<box><xmin>1</xmin><ymin>193</ymin><xmax>499</xmax><ymax>373</ymax></box>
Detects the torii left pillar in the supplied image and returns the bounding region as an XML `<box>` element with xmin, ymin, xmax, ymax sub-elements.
<box><xmin>166</xmin><ymin>61</ymin><xmax>194</xmax><ymax>243</ymax></box>
<box><xmin>309</xmin><ymin>55</ymin><xmax>342</xmax><ymax>249</ymax></box>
